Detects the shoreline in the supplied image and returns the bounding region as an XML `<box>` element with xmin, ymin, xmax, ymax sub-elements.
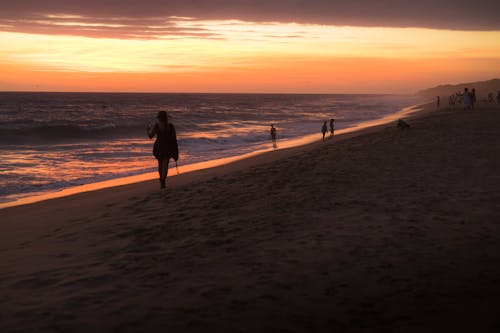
<box><xmin>0</xmin><ymin>102</ymin><xmax>427</xmax><ymax>210</ymax></box>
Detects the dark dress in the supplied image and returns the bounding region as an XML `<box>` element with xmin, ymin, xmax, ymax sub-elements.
<box><xmin>153</xmin><ymin>123</ymin><xmax>179</xmax><ymax>161</ymax></box>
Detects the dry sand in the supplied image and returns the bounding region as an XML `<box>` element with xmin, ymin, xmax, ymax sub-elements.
<box><xmin>1</xmin><ymin>102</ymin><xmax>500</xmax><ymax>332</ymax></box>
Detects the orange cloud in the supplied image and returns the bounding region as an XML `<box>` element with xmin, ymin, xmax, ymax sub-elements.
<box><xmin>1</xmin><ymin>21</ymin><xmax>499</xmax><ymax>93</ymax></box>
<box><xmin>3</xmin><ymin>56</ymin><xmax>498</xmax><ymax>94</ymax></box>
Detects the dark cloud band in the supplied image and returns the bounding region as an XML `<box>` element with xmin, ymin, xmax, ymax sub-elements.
<box><xmin>0</xmin><ymin>15</ymin><xmax>220</xmax><ymax>39</ymax></box>
<box><xmin>1</xmin><ymin>0</ymin><xmax>499</xmax><ymax>39</ymax></box>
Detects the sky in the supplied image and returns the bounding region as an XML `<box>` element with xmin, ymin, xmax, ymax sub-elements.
<box><xmin>1</xmin><ymin>0</ymin><xmax>500</xmax><ymax>94</ymax></box>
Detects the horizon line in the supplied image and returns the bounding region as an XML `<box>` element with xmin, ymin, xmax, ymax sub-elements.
<box><xmin>0</xmin><ymin>89</ymin><xmax>416</xmax><ymax>96</ymax></box>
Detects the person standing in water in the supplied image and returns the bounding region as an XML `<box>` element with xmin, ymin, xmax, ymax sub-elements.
<box><xmin>329</xmin><ymin>118</ymin><xmax>335</xmax><ymax>138</ymax></box>
<box><xmin>270</xmin><ymin>124</ymin><xmax>277</xmax><ymax>148</ymax></box>
<box><xmin>147</xmin><ymin>111</ymin><xmax>179</xmax><ymax>189</ymax></box>
<box><xmin>321</xmin><ymin>121</ymin><xmax>328</xmax><ymax>141</ymax></box>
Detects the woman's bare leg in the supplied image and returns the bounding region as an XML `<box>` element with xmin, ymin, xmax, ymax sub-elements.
<box><xmin>158</xmin><ymin>157</ymin><xmax>170</xmax><ymax>188</ymax></box>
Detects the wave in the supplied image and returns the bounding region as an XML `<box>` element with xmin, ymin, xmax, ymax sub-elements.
<box><xmin>0</xmin><ymin>123</ymin><xmax>147</xmax><ymax>144</ymax></box>
<box><xmin>180</xmin><ymin>133</ymin><xmax>270</xmax><ymax>148</ymax></box>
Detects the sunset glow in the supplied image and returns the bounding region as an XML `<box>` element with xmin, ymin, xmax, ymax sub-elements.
<box><xmin>1</xmin><ymin>15</ymin><xmax>500</xmax><ymax>93</ymax></box>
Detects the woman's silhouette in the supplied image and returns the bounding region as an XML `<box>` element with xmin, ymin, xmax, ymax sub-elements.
<box><xmin>147</xmin><ymin>111</ymin><xmax>179</xmax><ymax>188</ymax></box>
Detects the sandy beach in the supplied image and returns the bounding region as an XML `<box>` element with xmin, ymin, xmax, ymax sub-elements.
<box><xmin>1</xmin><ymin>102</ymin><xmax>500</xmax><ymax>332</ymax></box>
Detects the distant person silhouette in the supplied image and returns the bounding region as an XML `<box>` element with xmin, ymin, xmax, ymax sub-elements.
<box><xmin>463</xmin><ymin>88</ymin><xmax>471</xmax><ymax>110</ymax></box>
<box><xmin>471</xmin><ymin>88</ymin><xmax>476</xmax><ymax>109</ymax></box>
<box><xmin>329</xmin><ymin>118</ymin><xmax>335</xmax><ymax>137</ymax></box>
<box><xmin>488</xmin><ymin>92</ymin><xmax>493</xmax><ymax>103</ymax></box>
<box><xmin>436</xmin><ymin>96</ymin><xmax>440</xmax><ymax>108</ymax></box>
<box><xmin>270</xmin><ymin>124</ymin><xmax>277</xmax><ymax>148</ymax></box>
<box><xmin>449</xmin><ymin>94</ymin><xmax>456</xmax><ymax>106</ymax></box>
<box><xmin>147</xmin><ymin>111</ymin><xmax>179</xmax><ymax>189</ymax></box>
<box><xmin>321</xmin><ymin>121</ymin><xmax>328</xmax><ymax>141</ymax></box>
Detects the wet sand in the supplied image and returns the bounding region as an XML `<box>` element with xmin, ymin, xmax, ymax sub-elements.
<box><xmin>1</xmin><ymin>102</ymin><xmax>500</xmax><ymax>332</ymax></box>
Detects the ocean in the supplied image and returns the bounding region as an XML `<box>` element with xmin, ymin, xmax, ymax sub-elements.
<box><xmin>0</xmin><ymin>92</ymin><xmax>423</xmax><ymax>204</ymax></box>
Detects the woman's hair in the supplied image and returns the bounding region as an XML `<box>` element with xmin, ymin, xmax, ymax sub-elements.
<box><xmin>157</xmin><ymin>111</ymin><xmax>168</xmax><ymax>126</ymax></box>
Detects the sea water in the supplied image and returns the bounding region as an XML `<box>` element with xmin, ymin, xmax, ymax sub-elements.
<box><xmin>0</xmin><ymin>92</ymin><xmax>423</xmax><ymax>204</ymax></box>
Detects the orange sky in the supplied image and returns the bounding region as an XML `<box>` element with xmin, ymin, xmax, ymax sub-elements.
<box><xmin>1</xmin><ymin>19</ymin><xmax>500</xmax><ymax>93</ymax></box>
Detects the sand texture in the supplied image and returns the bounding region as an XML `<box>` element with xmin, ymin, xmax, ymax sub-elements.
<box><xmin>1</xmin><ymin>103</ymin><xmax>500</xmax><ymax>332</ymax></box>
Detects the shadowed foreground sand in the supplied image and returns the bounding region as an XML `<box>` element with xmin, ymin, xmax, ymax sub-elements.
<box><xmin>1</xmin><ymin>103</ymin><xmax>500</xmax><ymax>332</ymax></box>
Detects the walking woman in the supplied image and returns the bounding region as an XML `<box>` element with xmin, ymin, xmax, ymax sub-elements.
<box><xmin>147</xmin><ymin>111</ymin><xmax>179</xmax><ymax>189</ymax></box>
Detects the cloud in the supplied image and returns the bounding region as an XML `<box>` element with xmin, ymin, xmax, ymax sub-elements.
<box><xmin>0</xmin><ymin>15</ymin><xmax>221</xmax><ymax>40</ymax></box>
<box><xmin>1</xmin><ymin>0</ymin><xmax>499</xmax><ymax>40</ymax></box>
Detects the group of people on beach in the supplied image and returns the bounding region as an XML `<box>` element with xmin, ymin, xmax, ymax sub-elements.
<box><xmin>445</xmin><ymin>88</ymin><xmax>500</xmax><ymax>110</ymax></box>
<box><xmin>321</xmin><ymin>118</ymin><xmax>335</xmax><ymax>141</ymax></box>
<box><xmin>147</xmin><ymin>111</ymin><xmax>338</xmax><ymax>188</ymax></box>
<box><xmin>444</xmin><ymin>87</ymin><xmax>476</xmax><ymax>110</ymax></box>
<box><xmin>487</xmin><ymin>91</ymin><xmax>500</xmax><ymax>104</ymax></box>
<box><xmin>270</xmin><ymin>117</ymin><xmax>335</xmax><ymax>149</ymax></box>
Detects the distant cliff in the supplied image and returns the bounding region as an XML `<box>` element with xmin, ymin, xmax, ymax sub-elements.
<box><xmin>417</xmin><ymin>79</ymin><xmax>500</xmax><ymax>99</ymax></box>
